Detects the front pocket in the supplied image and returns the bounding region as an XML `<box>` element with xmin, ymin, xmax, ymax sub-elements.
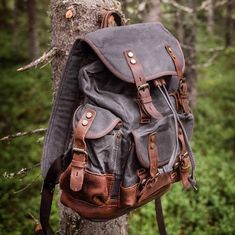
<box><xmin>73</xmin><ymin>104</ymin><xmax>123</xmax><ymax>175</ymax></box>
<box><xmin>132</xmin><ymin>114</ymin><xmax>178</xmax><ymax>169</ymax></box>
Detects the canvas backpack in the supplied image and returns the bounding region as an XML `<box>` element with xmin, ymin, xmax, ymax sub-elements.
<box><xmin>38</xmin><ymin>14</ymin><xmax>197</xmax><ymax>235</ymax></box>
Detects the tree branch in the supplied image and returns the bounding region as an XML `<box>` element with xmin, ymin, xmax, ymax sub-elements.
<box><xmin>161</xmin><ymin>0</ymin><xmax>193</xmax><ymax>13</ymax></box>
<box><xmin>0</xmin><ymin>128</ymin><xmax>47</xmax><ymax>142</ymax></box>
<box><xmin>17</xmin><ymin>47</ymin><xmax>58</xmax><ymax>72</ymax></box>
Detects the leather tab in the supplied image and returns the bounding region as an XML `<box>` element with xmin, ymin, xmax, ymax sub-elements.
<box><xmin>148</xmin><ymin>133</ymin><xmax>158</xmax><ymax>177</ymax></box>
<box><xmin>70</xmin><ymin>108</ymin><xmax>96</xmax><ymax>192</ymax></box>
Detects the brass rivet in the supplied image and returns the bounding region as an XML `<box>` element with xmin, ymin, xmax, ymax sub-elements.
<box><xmin>65</xmin><ymin>9</ymin><xmax>74</xmax><ymax>19</ymax></box>
<box><xmin>150</xmin><ymin>143</ymin><xmax>156</xmax><ymax>149</ymax></box>
<box><xmin>86</xmin><ymin>112</ymin><xmax>93</xmax><ymax>119</ymax></box>
<box><xmin>82</xmin><ymin>120</ymin><xmax>88</xmax><ymax>126</ymax></box>
<box><xmin>128</xmin><ymin>51</ymin><xmax>134</xmax><ymax>58</ymax></box>
<box><xmin>130</xmin><ymin>58</ymin><xmax>136</xmax><ymax>64</ymax></box>
<box><xmin>168</xmin><ymin>47</ymin><xmax>172</xmax><ymax>53</ymax></box>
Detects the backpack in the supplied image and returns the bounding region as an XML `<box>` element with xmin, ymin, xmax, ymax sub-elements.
<box><xmin>38</xmin><ymin>18</ymin><xmax>197</xmax><ymax>235</ymax></box>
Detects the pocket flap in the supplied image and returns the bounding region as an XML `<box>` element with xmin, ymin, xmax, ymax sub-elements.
<box><xmin>73</xmin><ymin>104</ymin><xmax>122</xmax><ymax>139</ymax></box>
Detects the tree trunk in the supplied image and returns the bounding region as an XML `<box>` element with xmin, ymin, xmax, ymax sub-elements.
<box><xmin>174</xmin><ymin>0</ymin><xmax>184</xmax><ymax>43</ymax></box>
<box><xmin>142</xmin><ymin>0</ymin><xmax>161</xmax><ymax>22</ymax></box>
<box><xmin>27</xmin><ymin>0</ymin><xmax>39</xmax><ymax>59</ymax></box>
<box><xmin>12</xmin><ymin>0</ymin><xmax>20</xmax><ymax>50</ymax></box>
<box><xmin>182</xmin><ymin>0</ymin><xmax>197</xmax><ymax>108</ymax></box>
<box><xmin>225</xmin><ymin>0</ymin><xmax>233</xmax><ymax>47</ymax></box>
<box><xmin>49</xmin><ymin>0</ymin><xmax>128</xmax><ymax>234</ymax></box>
<box><xmin>207</xmin><ymin>0</ymin><xmax>214</xmax><ymax>34</ymax></box>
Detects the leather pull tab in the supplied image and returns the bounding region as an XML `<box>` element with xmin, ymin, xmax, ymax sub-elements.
<box><xmin>70</xmin><ymin>158</ymin><xmax>86</xmax><ymax>192</ymax></box>
<box><xmin>148</xmin><ymin>133</ymin><xmax>158</xmax><ymax>177</ymax></box>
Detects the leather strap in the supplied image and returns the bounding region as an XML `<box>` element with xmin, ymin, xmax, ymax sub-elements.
<box><xmin>70</xmin><ymin>108</ymin><xmax>96</xmax><ymax>192</ymax></box>
<box><xmin>124</xmin><ymin>50</ymin><xmax>163</xmax><ymax>123</ymax></box>
<box><xmin>155</xmin><ymin>198</ymin><xmax>167</xmax><ymax>235</ymax></box>
<box><xmin>148</xmin><ymin>133</ymin><xmax>158</xmax><ymax>177</ymax></box>
<box><xmin>165</xmin><ymin>45</ymin><xmax>190</xmax><ymax>113</ymax></box>
<box><xmin>100</xmin><ymin>11</ymin><xmax>124</xmax><ymax>28</ymax></box>
<box><xmin>37</xmin><ymin>156</ymin><xmax>63</xmax><ymax>235</ymax></box>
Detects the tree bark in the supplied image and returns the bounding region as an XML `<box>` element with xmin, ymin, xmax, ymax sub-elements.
<box><xmin>225</xmin><ymin>0</ymin><xmax>233</xmax><ymax>47</ymax></box>
<box><xmin>174</xmin><ymin>0</ymin><xmax>184</xmax><ymax>43</ymax></box>
<box><xmin>182</xmin><ymin>0</ymin><xmax>197</xmax><ymax>108</ymax></box>
<box><xmin>49</xmin><ymin>0</ymin><xmax>128</xmax><ymax>234</ymax></box>
<box><xmin>207</xmin><ymin>0</ymin><xmax>214</xmax><ymax>34</ymax></box>
<box><xmin>142</xmin><ymin>0</ymin><xmax>161</xmax><ymax>22</ymax></box>
<box><xmin>27</xmin><ymin>0</ymin><xmax>39</xmax><ymax>59</ymax></box>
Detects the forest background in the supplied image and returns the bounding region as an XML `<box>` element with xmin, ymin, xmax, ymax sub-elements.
<box><xmin>0</xmin><ymin>0</ymin><xmax>235</xmax><ymax>234</ymax></box>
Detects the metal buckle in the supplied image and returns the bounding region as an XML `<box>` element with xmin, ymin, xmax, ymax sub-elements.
<box><xmin>73</xmin><ymin>147</ymin><xmax>88</xmax><ymax>156</ymax></box>
<box><xmin>137</xmin><ymin>83</ymin><xmax>150</xmax><ymax>92</ymax></box>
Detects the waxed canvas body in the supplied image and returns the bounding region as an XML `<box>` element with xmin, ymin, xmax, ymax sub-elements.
<box><xmin>41</xmin><ymin>23</ymin><xmax>194</xmax><ymax>220</ymax></box>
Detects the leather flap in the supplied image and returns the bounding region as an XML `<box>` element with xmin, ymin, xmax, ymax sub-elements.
<box><xmin>73</xmin><ymin>104</ymin><xmax>121</xmax><ymax>139</ymax></box>
<box><xmin>82</xmin><ymin>22</ymin><xmax>185</xmax><ymax>83</ymax></box>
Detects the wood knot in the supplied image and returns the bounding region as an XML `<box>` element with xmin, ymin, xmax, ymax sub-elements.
<box><xmin>65</xmin><ymin>6</ymin><xmax>76</xmax><ymax>19</ymax></box>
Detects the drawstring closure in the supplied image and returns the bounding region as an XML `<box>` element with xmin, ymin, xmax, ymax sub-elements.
<box><xmin>156</xmin><ymin>84</ymin><xmax>197</xmax><ymax>191</ymax></box>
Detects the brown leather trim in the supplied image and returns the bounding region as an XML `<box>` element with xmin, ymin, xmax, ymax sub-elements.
<box><xmin>120</xmin><ymin>184</ymin><xmax>138</xmax><ymax>207</ymax></box>
<box><xmin>148</xmin><ymin>133</ymin><xmax>158</xmax><ymax>177</ymax></box>
<box><xmin>70</xmin><ymin>108</ymin><xmax>96</xmax><ymax>192</ymax></box>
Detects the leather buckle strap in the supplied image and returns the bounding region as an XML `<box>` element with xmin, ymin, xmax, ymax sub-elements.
<box><xmin>70</xmin><ymin>108</ymin><xmax>96</xmax><ymax>192</ymax></box>
<box><xmin>124</xmin><ymin>50</ymin><xmax>163</xmax><ymax>123</ymax></box>
<box><xmin>165</xmin><ymin>45</ymin><xmax>190</xmax><ymax>113</ymax></box>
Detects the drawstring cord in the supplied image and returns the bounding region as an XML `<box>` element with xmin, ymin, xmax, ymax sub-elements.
<box><xmin>157</xmin><ymin>84</ymin><xmax>197</xmax><ymax>190</ymax></box>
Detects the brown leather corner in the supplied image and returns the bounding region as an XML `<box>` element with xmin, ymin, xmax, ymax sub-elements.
<box><xmin>120</xmin><ymin>184</ymin><xmax>138</xmax><ymax>207</ymax></box>
<box><xmin>148</xmin><ymin>132</ymin><xmax>158</xmax><ymax>177</ymax></box>
<box><xmin>60</xmin><ymin>169</ymin><xmax>114</xmax><ymax>206</ymax></box>
<box><xmin>137</xmin><ymin>173</ymin><xmax>172</xmax><ymax>205</ymax></box>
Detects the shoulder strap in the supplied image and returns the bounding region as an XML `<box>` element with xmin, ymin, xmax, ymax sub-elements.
<box><xmin>41</xmin><ymin>39</ymin><xmax>84</xmax><ymax>178</ymax></box>
<box><xmin>155</xmin><ymin>198</ymin><xmax>167</xmax><ymax>235</ymax></box>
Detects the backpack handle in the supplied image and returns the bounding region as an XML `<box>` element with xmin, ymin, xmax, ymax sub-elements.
<box><xmin>100</xmin><ymin>11</ymin><xmax>125</xmax><ymax>28</ymax></box>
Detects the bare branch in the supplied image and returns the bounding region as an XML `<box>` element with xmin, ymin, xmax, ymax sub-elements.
<box><xmin>163</xmin><ymin>0</ymin><xmax>227</xmax><ymax>13</ymax></box>
<box><xmin>13</xmin><ymin>174</ymin><xmax>40</xmax><ymax>194</ymax></box>
<box><xmin>161</xmin><ymin>0</ymin><xmax>193</xmax><ymax>13</ymax></box>
<box><xmin>17</xmin><ymin>47</ymin><xmax>58</xmax><ymax>72</ymax></box>
<box><xmin>0</xmin><ymin>128</ymin><xmax>47</xmax><ymax>142</ymax></box>
<box><xmin>2</xmin><ymin>163</ymin><xmax>40</xmax><ymax>179</ymax></box>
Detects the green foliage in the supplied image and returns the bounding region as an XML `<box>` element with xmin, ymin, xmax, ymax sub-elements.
<box><xmin>0</xmin><ymin>67</ymin><xmax>57</xmax><ymax>234</ymax></box>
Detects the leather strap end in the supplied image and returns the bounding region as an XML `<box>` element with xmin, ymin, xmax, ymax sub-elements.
<box><xmin>70</xmin><ymin>165</ymin><xmax>85</xmax><ymax>192</ymax></box>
